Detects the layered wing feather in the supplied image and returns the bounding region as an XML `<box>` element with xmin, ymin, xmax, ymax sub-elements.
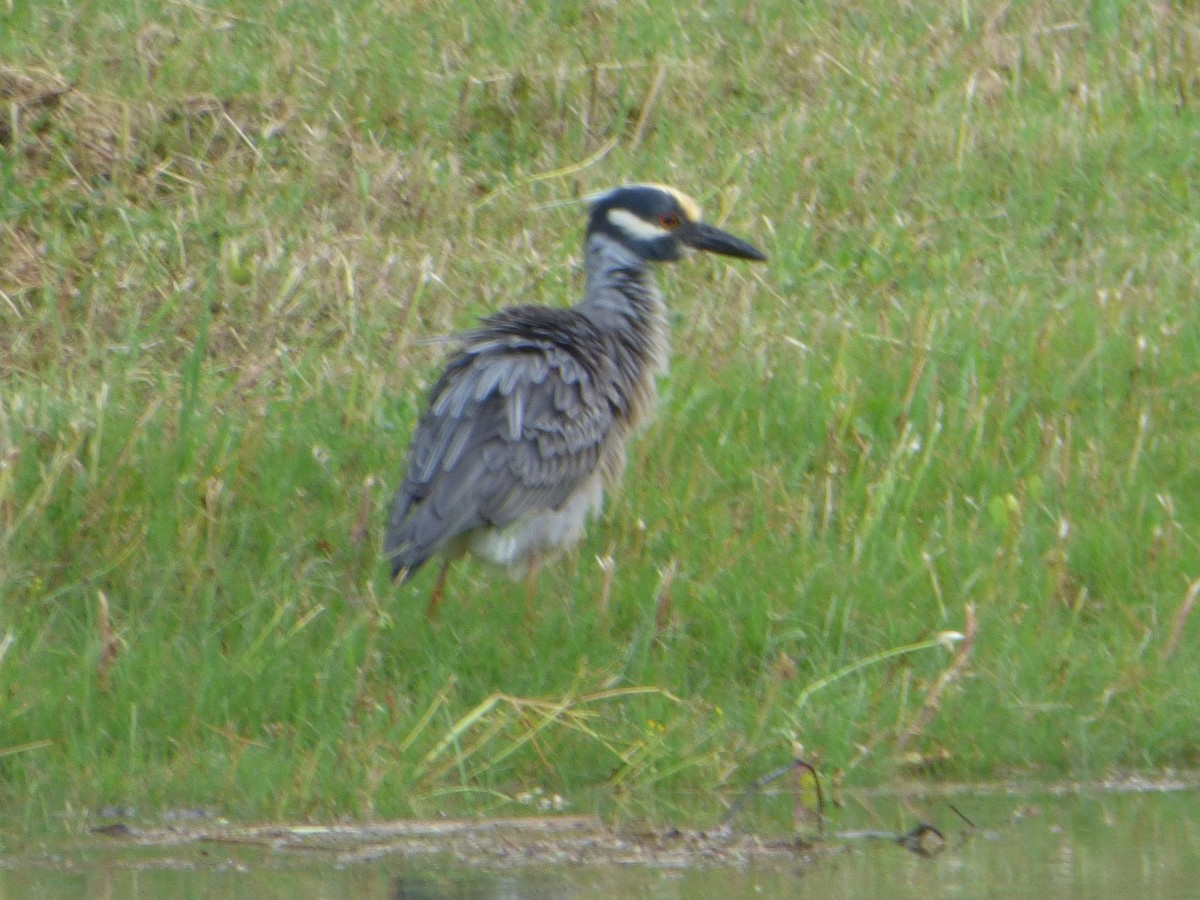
<box><xmin>385</xmin><ymin>307</ymin><xmax>618</xmax><ymax>580</ymax></box>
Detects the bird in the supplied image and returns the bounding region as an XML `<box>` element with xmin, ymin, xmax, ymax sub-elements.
<box><xmin>385</xmin><ymin>183</ymin><xmax>766</xmax><ymax>615</ymax></box>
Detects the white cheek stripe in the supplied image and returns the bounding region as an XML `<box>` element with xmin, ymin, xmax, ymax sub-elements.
<box><xmin>607</xmin><ymin>208</ymin><xmax>671</xmax><ymax>241</ymax></box>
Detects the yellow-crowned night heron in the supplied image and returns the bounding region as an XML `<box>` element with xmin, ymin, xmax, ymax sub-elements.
<box><xmin>385</xmin><ymin>184</ymin><xmax>766</xmax><ymax>613</ymax></box>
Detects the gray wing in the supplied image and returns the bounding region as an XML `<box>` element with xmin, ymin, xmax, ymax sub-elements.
<box><xmin>385</xmin><ymin>328</ymin><xmax>615</xmax><ymax>580</ymax></box>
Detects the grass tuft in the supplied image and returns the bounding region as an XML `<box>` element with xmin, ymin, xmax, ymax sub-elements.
<box><xmin>3</xmin><ymin>0</ymin><xmax>1200</xmax><ymax>831</ymax></box>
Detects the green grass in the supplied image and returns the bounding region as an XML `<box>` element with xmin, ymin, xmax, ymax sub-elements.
<box><xmin>2</xmin><ymin>0</ymin><xmax>1199</xmax><ymax>831</ymax></box>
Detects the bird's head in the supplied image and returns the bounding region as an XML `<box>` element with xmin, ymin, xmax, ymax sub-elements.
<box><xmin>586</xmin><ymin>184</ymin><xmax>767</xmax><ymax>263</ymax></box>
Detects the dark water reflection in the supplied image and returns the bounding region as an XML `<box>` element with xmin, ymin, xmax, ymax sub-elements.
<box><xmin>3</xmin><ymin>786</ymin><xmax>1196</xmax><ymax>898</ymax></box>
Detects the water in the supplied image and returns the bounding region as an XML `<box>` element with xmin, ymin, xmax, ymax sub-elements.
<box><xmin>3</xmin><ymin>786</ymin><xmax>1197</xmax><ymax>898</ymax></box>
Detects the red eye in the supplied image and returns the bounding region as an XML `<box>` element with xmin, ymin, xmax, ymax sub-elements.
<box><xmin>658</xmin><ymin>212</ymin><xmax>680</xmax><ymax>229</ymax></box>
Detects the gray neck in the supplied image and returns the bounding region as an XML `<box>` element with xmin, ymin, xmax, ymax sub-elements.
<box><xmin>579</xmin><ymin>233</ymin><xmax>663</xmax><ymax>315</ymax></box>
<box><xmin>576</xmin><ymin>232</ymin><xmax>670</xmax><ymax>377</ymax></box>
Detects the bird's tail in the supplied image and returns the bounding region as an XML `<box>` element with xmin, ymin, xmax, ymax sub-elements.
<box><xmin>384</xmin><ymin>493</ymin><xmax>429</xmax><ymax>582</ymax></box>
<box><xmin>384</xmin><ymin>527</ymin><xmax>426</xmax><ymax>582</ymax></box>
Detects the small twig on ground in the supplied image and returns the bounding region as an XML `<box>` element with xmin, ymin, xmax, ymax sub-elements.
<box><xmin>350</xmin><ymin>475</ymin><xmax>376</xmax><ymax>546</ymax></box>
<box><xmin>522</xmin><ymin>137</ymin><xmax>617</xmax><ymax>184</ymax></box>
<box><xmin>1161</xmin><ymin>577</ymin><xmax>1200</xmax><ymax>661</ymax></box>
<box><xmin>0</xmin><ymin>629</ymin><xmax>15</xmax><ymax>667</ymax></box>
<box><xmin>896</xmin><ymin>603</ymin><xmax>978</xmax><ymax>754</ymax></box>
<box><xmin>630</xmin><ymin>62</ymin><xmax>667</xmax><ymax>149</ymax></box>
<box><xmin>653</xmin><ymin>559</ymin><xmax>677</xmax><ymax>639</ymax></box>
<box><xmin>948</xmin><ymin>802</ymin><xmax>977</xmax><ymax>829</ymax></box>
<box><xmin>96</xmin><ymin>590</ymin><xmax>121</xmax><ymax>692</ymax></box>
<box><xmin>595</xmin><ymin>553</ymin><xmax>615</xmax><ymax>616</ymax></box>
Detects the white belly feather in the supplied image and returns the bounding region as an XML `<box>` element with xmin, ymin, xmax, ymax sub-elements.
<box><xmin>467</xmin><ymin>474</ymin><xmax>607</xmax><ymax>576</ymax></box>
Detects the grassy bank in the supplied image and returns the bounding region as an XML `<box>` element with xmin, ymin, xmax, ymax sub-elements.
<box><xmin>2</xmin><ymin>0</ymin><xmax>1198</xmax><ymax>830</ymax></box>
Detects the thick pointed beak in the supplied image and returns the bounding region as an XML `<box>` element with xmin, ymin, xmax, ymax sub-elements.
<box><xmin>679</xmin><ymin>221</ymin><xmax>767</xmax><ymax>261</ymax></box>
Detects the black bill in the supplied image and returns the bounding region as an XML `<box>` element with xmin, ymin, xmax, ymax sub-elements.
<box><xmin>679</xmin><ymin>221</ymin><xmax>767</xmax><ymax>261</ymax></box>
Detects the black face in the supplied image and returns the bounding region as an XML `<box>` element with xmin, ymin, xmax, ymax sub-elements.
<box><xmin>586</xmin><ymin>185</ymin><xmax>766</xmax><ymax>263</ymax></box>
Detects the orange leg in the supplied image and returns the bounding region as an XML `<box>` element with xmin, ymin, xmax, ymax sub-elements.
<box><xmin>426</xmin><ymin>559</ymin><xmax>451</xmax><ymax>619</ymax></box>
